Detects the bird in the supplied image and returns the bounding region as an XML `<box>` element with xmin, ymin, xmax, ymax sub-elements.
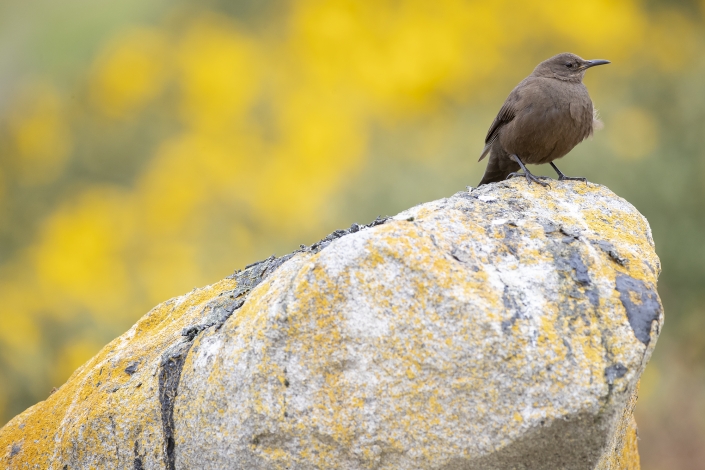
<box><xmin>477</xmin><ymin>53</ymin><xmax>609</xmax><ymax>187</ymax></box>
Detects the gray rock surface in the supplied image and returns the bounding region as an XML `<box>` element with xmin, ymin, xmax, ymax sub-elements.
<box><xmin>0</xmin><ymin>180</ymin><xmax>661</xmax><ymax>469</ymax></box>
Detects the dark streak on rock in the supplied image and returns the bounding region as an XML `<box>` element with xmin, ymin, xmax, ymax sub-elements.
<box><xmin>615</xmin><ymin>274</ymin><xmax>661</xmax><ymax>345</ymax></box>
<box><xmin>306</xmin><ymin>216</ymin><xmax>390</xmax><ymax>255</ymax></box>
<box><xmin>568</xmin><ymin>251</ymin><xmax>591</xmax><ymax>285</ymax></box>
<box><xmin>592</xmin><ymin>240</ymin><xmax>627</xmax><ymax>266</ymax></box>
<box><xmin>604</xmin><ymin>364</ymin><xmax>627</xmax><ymax>385</ymax></box>
<box><xmin>539</xmin><ymin>220</ymin><xmax>560</xmax><ymax>234</ymax></box>
<box><xmin>134</xmin><ymin>440</ymin><xmax>144</xmax><ymax>470</ymax></box>
<box><xmin>643</xmin><ymin>261</ymin><xmax>655</xmax><ymax>276</ymax></box>
<box><xmin>109</xmin><ymin>415</ymin><xmax>119</xmax><ymax>463</ymax></box>
<box><xmin>501</xmin><ymin>286</ymin><xmax>526</xmax><ymax>331</ymax></box>
<box><xmin>125</xmin><ymin>362</ymin><xmax>139</xmax><ymax>375</ymax></box>
<box><xmin>562</xmin><ymin>338</ymin><xmax>574</xmax><ymax>360</ymax></box>
<box><xmin>449</xmin><ymin>247</ymin><xmax>478</xmax><ymax>271</ymax></box>
<box><xmin>585</xmin><ymin>287</ymin><xmax>600</xmax><ymax>308</ymax></box>
<box><xmin>159</xmin><ymin>341</ymin><xmax>191</xmax><ymax>470</ymax></box>
<box><xmin>560</xmin><ymin>226</ymin><xmax>581</xmax><ymax>239</ymax></box>
<box><xmin>501</xmin><ymin>225</ymin><xmax>519</xmax><ymax>256</ymax></box>
<box><xmin>429</xmin><ymin>234</ymin><xmax>439</xmax><ymax>249</ymax></box>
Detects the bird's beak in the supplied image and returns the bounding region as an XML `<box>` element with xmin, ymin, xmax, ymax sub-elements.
<box><xmin>582</xmin><ymin>59</ymin><xmax>610</xmax><ymax>70</ymax></box>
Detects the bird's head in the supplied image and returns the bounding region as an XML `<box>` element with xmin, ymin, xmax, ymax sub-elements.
<box><xmin>532</xmin><ymin>53</ymin><xmax>610</xmax><ymax>82</ymax></box>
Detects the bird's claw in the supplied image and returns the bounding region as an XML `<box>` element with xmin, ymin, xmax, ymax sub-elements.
<box><xmin>506</xmin><ymin>172</ymin><xmax>551</xmax><ymax>187</ymax></box>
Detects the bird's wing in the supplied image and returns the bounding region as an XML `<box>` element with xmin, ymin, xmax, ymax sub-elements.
<box><xmin>479</xmin><ymin>96</ymin><xmax>518</xmax><ymax>162</ymax></box>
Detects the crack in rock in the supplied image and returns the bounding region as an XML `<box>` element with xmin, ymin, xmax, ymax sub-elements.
<box><xmin>592</xmin><ymin>239</ymin><xmax>628</xmax><ymax>266</ymax></box>
<box><xmin>133</xmin><ymin>440</ymin><xmax>144</xmax><ymax>470</ymax></box>
<box><xmin>158</xmin><ymin>341</ymin><xmax>191</xmax><ymax>470</ymax></box>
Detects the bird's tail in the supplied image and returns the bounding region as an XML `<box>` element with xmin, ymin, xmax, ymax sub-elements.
<box><xmin>479</xmin><ymin>168</ymin><xmax>510</xmax><ymax>186</ymax></box>
<box><xmin>478</xmin><ymin>151</ymin><xmax>520</xmax><ymax>186</ymax></box>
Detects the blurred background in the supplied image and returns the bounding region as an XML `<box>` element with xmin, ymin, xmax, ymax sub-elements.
<box><xmin>0</xmin><ymin>0</ymin><xmax>703</xmax><ymax>467</ymax></box>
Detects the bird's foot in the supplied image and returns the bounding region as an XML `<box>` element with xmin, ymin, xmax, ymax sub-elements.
<box><xmin>549</xmin><ymin>163</ymin><xmax>588</xmax><ymax>184</ymax></box>
<box><xmin>557</xmin><ymin>175</ymin><xmax>588</xmax><ymax>183</ymax></box>
<box><xmin>506</xmin><ymin>171</ymin><xmax>551</xmax><ymax>187</ymax></box>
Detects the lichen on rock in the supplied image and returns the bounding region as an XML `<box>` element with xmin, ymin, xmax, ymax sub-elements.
<box><xmin>0</xmin><ymin>179</ymin><xmax>662</xmax><ymax>469</ymax></box>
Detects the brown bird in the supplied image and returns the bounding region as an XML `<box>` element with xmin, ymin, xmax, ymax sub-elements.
<box><xmin>478</xmin><ymin>53</ymin><xmax>609</xmax><ymax>186</ymax></box>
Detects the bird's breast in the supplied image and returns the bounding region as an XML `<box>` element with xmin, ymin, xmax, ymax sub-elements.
<box><xmin>500</xmin><ymin>81</ymin><xmax>593</xmax><ymax>164</ymax></box>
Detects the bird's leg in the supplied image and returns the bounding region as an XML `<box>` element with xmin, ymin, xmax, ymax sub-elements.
<box><xmin>506</xmin><ymin>154</ymin><xmax>550</xmax><ymax>187</ymax></box>
<box><xmin>550</xmin><ymin>162</ymin><xmax>587</xmax><ymax>183</ymax></box>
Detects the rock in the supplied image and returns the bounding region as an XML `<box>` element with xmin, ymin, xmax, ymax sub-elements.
<box><xmin>0</xmin><ymin>180</ymin><xmax>662</xmax><ymax>469</ymax></box>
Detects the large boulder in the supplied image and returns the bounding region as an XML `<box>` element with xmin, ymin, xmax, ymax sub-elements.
<box><xmin>0</xmin><ymin>180</ymin><xmax>662</xmax><ymax>469</ymax></box>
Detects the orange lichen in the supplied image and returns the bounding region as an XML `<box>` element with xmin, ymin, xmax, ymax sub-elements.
<box><xmin>0</xmin><ymin>278</ymin><xmax>237</xmax><ymax>467</ymax></box>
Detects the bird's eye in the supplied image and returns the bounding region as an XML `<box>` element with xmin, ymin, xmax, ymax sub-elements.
<box><xmin>565</xmin><ymin>62</ymin><xmax>573</xmax><ymax>68</ymax></box>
